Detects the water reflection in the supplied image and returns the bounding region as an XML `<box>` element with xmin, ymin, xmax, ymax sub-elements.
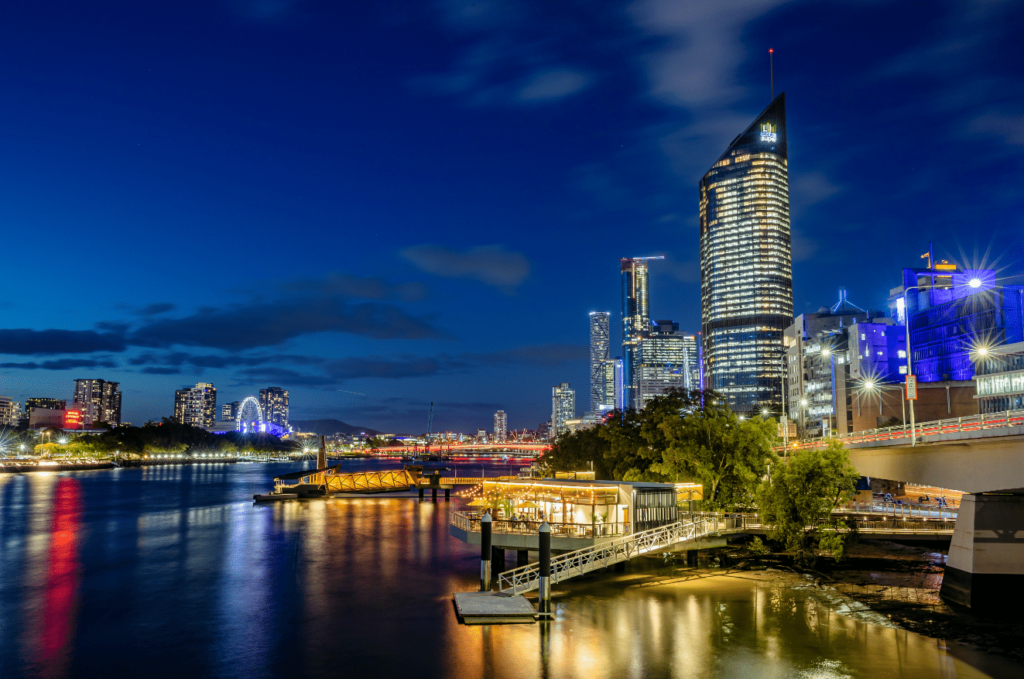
<box><xmin>0</xmin><ymin>463</ymin><xmax>1019</xmax><ymax>679</ymax></box>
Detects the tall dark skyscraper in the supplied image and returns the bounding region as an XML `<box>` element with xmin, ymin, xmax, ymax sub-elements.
<box><xmin>699</xmin><ymin>93</ymin><xmax>793</xmax><ymax>413</ymax></box>
<box><xmin>621</xmin><ymin>256</ymin><xmax>663</xmax><ymax>409</ymax></box>
<box><xmin>589</xmin><ymin>312</ymin><xmax>610</xmax><ymax>412</ymax></box>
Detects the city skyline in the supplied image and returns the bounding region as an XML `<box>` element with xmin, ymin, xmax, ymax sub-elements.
<box><xmin>0</xmin><ymin>2</ymin><xmax>1021</xmax><ymax>432</ymax></box>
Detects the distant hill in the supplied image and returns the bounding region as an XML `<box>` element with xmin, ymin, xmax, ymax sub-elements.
<box><xmin>290</xmin><ymin>419</ymin><xmax>381</xmax><ymax>437</ymax></box>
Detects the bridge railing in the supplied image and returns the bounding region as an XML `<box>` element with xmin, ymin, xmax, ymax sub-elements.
<box><xmin>785</xmin><ymin>407</ymin><xmax>1024</xmax><ymax>450</ymax></box>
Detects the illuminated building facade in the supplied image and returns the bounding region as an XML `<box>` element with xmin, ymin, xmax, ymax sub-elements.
<box><xmin>20</xmin><ymin>398</ymin><xmax>66</xmax><ymax>427</ymax></box>
<box><xmin>494</xmin><ymin>410</ymin><xmax>507</xmax><ymax>442</ymax></box>
<box><xmin>621</xmin><ymin>256</ymin><xmax>663</xmax><ymax>409</ymax></box>
<box><xmin>700</xmin><ymin>93</ymin><xmax>792</xmax><ymax>412</ymax></box>
<box><xmin>887</xmin><ymin>264</ymin><xmax>1024</xmax><ymax>383</ymax></box>
<box><xmin>974</xmin><ymin>341</ymin><xmax>1024</xmax><ymax>413</ymax></box>
<box><xmin>0</xmin><ymin>396</ymin><xmax>20</xmax><ymax>427</ymax></box>
<box><xmin>259</xmin><ymin>387</ymin><xmax>289</xmax><ymax>428</ymax></box>
<box><xmin>636</xmin><ymin>320</ymin><xmax>689</xmax><ymax>408</ymax></box>
<box><xmin>174</xmin><ymin>382</ymin><xmax>217</xmax><ymax>428</ymax></box>
<box><xmin>682</xmin><ymin>333</ymin><xmax>700</xmax><ymax>391</ymax></box>
<box><xmin>551</xmin><ymin>382</ymin><xmax>575</xmax><ymax>439</ymax></box>
<box><xmin>589</xmin><ymin>312</ymin><xmax>611</xmax><ymax>411</ymax></box>
<box><xmin>221</xmin><ymin>401</ymin><xmax>240</xmax><ymax>422</ymax></box>
<box><xmin>73</xmin><ymin>379</ymin><xmax>122</xmax><ymax>427</ymax></box>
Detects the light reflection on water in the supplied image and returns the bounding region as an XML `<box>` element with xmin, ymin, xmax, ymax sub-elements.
<box><xmin>0</xmin><ymin>462</ymin><xmax>1018</xmax><ymax>679</ymax></box>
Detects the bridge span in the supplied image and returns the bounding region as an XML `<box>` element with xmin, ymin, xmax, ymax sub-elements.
<box><xmin>792</xmin><ymin>409</ymin><xmax>1024</xmax><ymax>612</ymax></box>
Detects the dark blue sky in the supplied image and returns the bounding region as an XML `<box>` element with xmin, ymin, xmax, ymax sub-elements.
<box><xmin>1</xmin><ymin>0</ymin><xmax>1022</xmax><ymax>432</ymax></box>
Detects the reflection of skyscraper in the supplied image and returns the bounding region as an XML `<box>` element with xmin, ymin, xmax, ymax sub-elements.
<box><xmin>589</xmin><ymin>312</ymin><xmax>611</xmax><ymax>411</ymax></box>
<box><xmin>550</xmin><ymin>383</ymin><xmax>575</xmax><ymax>439</ymax></box>
<box><xmin>700</xmin><ymin>93</ymin><xmax>792</xmax><ymax>412</ymax></box>
<box><xmin>621</xmin><ymin>256</ymin><xmax>664</xmax><ymax>409</ymax></box>
<box><xmin>259</xmin><ymin>387</ymin><xmax>289</xmax><ymax>428</ymax></box>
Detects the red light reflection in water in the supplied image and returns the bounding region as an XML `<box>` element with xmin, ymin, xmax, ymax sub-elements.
<box><xmin>36</xmin><ymin>478</ymin><xmax>82</xmax><ymax>676</ymax></box>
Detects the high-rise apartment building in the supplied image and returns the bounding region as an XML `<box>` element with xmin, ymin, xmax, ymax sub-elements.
<box><xmin>589</xmin><ymin>312</ymin><xmax>611</xmax><ymax>412</ymax></box>
<box><xmin>493</xmin><ymin>410</ymin><xmax>507</xmax><ymax>442</ymax></box>
<box><xmin>682</xmin><ymin>334</ymin><xmax>700</xmax><ymax>391</ymax></box>
<box><xmin>20</xmin><ymin>398</ymin><xmax>66</xmax><ymax>427</ymax></box>
<box><xmin>700</xmin><ymin>93</ymin><xmax>793</xmax><ymax>413</ymax></box>
<box><xmin>259</xmin><ymin>387</ymin><xmax>289</xmax><ymax>428</ymax></box>
<box><xmin>622</xmin><ymin>256</ymin><xmax>664</xmax><ymax>409</ymax></box>
<box><xmin>221</xmin><ymin>401</ymin><xmax>240</xmax><ymax>422</ymax></box>
<box><xmin>73</xmin><ymin>379</ymin><xmax>122</xmax><ymax>427</ymax></box>
<box><xmin>0</xmin><ymin>396</ymin><xmax>20</xmax><ymax>427</ymax></box>
<box><xmin>173</xmin><ymin>382</ymin><xmax>217</xmax><ymax>428</ymax></box>
<box><xmin>550</xmin><ymin>383</ymin><xmax>575</xmax><ymax>440</ymax></box>
<box><xmin>636</xmin><ymin>320</ymin><xmax>689</xmax><ymax>408</ymax></box>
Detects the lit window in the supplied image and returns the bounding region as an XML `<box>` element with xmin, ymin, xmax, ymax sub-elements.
<box><xmin>898</xmin><ymin>350</ymin><xmax>906</xmax><ymax>359</ymax></box>
<box><xmin>899</xmin><ymin>366</ymin><xmax>907</xmax><ymax>374</ymax></box>
<box><xmin>861</xmin><ymin>334</ymin><xmax>866</xmax><ymax>340</ymax></box>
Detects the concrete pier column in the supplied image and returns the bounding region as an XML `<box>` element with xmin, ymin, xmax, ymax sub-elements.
<box><xmin>480</xmin><ymin>511</ymin><xmax>492</xmax><ymax>591</ymax></box>
<box><xmin>538</xmin><ymin>522</ymin><xmax>552</xmax><ymax>617</ymax></box>
<box><xmin>431</xmin><ymin>487</ymin><xmax>437</xmax><ymax>503</ymax></box>
<box><xmin>517</xmin><ymin>550</ymin><xmax>529</xmax><ymax>567</ymax></box>
<box><xmin>491</xmin><ymin>546</ymin><xmax>505</xmax><ymax>573</ymax></box>
<box><xmin>941</xmin><ymin>493</ymin><xmax>1024</xmax><ymax>612</ymax></box>
<box><xmin>444</xmin><ymin>489</ymin><xmax>450</xmax><ymax>502</ymax></box>
<box><xmin>418</xmin><ymin>487</ymin><xmax>424</xmax><ymax>501</ymax></box>
<box><xmin>686</xmin><ymin>549</ymin><xmax>699</xmax><ymax>567</ymax></box>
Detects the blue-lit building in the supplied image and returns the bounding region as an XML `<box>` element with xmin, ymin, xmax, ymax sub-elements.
<box><xmin>887</xmin><ymin>263</ymin><xmax>1024</xmax><ymax>383</ymax></box>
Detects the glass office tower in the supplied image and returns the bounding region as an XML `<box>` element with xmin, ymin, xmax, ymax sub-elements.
<box><xmin>621</xmin><ymin>256</ymin><xmax>663</xmax><ymax>409</ymax></box>
<box><xmin>589</xmin><ymin>312</ymin><xmax>611</xmax><ymax>411</ymax></box>
<box><xmin>699</xmin><ymin>93</ymin><xmax>792</xmax><ymax>412</ymax></box>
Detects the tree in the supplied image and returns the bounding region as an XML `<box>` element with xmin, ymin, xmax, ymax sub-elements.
<box><xmin>654</xmin><ymin>394</ymin><xmax>776</xmax><ymax>508</ymax></box>
<box><xmin>756</xmin><ymin>440</ymin><xmax>860</xmax><ymax>566</ymax></box>
<box><xmin>545</xmin><ymin>428</ymin><xmax>611</xmax><ymax>478</ymax></box>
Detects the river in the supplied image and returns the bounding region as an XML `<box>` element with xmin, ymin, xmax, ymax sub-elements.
<box><xmin>0</xmin><ymin>461</ymin><xmax>1019</xmax><ymax>678</ymax></box>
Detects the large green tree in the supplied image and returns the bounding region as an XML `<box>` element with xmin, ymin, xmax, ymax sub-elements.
<box><xmin>654</xmin><ymin>395</ymin><xmax>776</xmax><ymax>508</ymax></box>
<box><xmin>756</xmin><ymin>440</ymin><xmax>860</xmax><ymax>566</ymax></box>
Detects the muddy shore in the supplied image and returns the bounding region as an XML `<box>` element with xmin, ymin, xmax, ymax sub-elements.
<box><xmin>697</xmin><ymin>538</ymin><xmax>1024</xmax><ymax>665</ymax></box>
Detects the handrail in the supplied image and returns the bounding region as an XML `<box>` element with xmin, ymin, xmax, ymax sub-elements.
<box><xmin>497</xmin><ymin>517</ymin><xmax>718</xmax><ymax>594</ymax></box>
<box><xmin>783</xmin><ymin>407</ymin><xmax>1024</xmax><ymax>451</ymax></box>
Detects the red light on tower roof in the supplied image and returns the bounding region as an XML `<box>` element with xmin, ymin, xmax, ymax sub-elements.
<box><xmin>769</xmin><ymin>48</ymin><xmax>774</xmax><ymax>53</ymax></box>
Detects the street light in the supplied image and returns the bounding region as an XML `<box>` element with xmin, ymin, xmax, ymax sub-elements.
<box><xmin>858</xmin><ymin>379</ymin><xmax>907</xmax><ymax>433</ymax></box>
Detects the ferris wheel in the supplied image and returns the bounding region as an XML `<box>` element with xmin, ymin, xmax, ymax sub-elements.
<box><xmin>236</xmin><ymin>397</ymin><xmax>264</xmax><ymax>434</ymax></box>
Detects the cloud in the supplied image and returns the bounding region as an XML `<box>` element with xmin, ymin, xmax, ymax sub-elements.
<box><xmin>627</xmin><ymin>0</ymin><xmax>792</xmax><ymax>108</ymax></box>
<box><xmin>0</xmin><ymin>329</ymin><xmax>127</xmax><ymax>355</ymax></box>
<box><xmin>790</xmin><ymin>171</ymin><xmax>843</xmax><ymax>210</ymax></box>
<box><xmin>0</xmin><ymin>358</ymin><xmax>118</xmax><ymax>371</ymax></box>
<box><xmin>132</xmin><ymin>303</ymin><xmax>176</xmax><ymax>317</ymax></box>
<box><xmin>400</xmin><ymin>244</ymin><xmax>530</xmax><ymax>289</ymax></box>
<box><xmin>517</xmin><ymin>68</ymin><xmax>594</xmax><ymax>101</ymax></box>
<box><xmin>129</xmin><ymin>298</ymin><xmax>446</xmax><ymax>351</ymax></box>
<box><xmin>280</xmin><ymin>272</ymin><xmax>427</xmax><ymax>302</ymax></box>
<box><xmin>237</xmin><ymin>343</ymin><xmax>587</xmax><ymax>386</ymax></box>
<box><xmin>140</xmin><ymin>366</ymin><xmax>182</xmax><ymax>375</ymax></box>
<box><xmin>969</xmin><ymin>112</ymin><xmax>1024</xmax><ymax>147</ymax></box>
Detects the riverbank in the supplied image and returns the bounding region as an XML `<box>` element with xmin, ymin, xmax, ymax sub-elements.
<box><xmin>704</xmin><ymin>538</ymin><xmax>1024</xmax><ymax>665</ymax></box>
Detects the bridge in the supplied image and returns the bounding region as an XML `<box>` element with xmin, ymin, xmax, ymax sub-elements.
<box><xmin>372</xmin><ymin>443</ymin><xmax>549</xmax><ymax>454</ymax></box>
<box><xmin>494</xmin><ymin>510</ymin><xmax>955</xmax><ymax>595</ymax></box>
<box><xmin>787</xmin><ymin>408</ymin><xmax>1024</xmax><ymax>612</ymax></box>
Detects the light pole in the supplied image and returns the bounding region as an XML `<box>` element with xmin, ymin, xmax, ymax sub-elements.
<box><xmin>903</xmin><ymin>275</ymin><xmax>1015</xmax><ymax>445</ymax></box>
<box><xmin>860</xmin><ymin>380</ymin><xmax>906</xmax><ymax>433</ymax></box>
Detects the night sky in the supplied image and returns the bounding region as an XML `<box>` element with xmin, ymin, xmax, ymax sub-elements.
<box><xmin>1</xmin><ymin>1</ymin><xmax>1022</xmax><ymax>432</ymax></box>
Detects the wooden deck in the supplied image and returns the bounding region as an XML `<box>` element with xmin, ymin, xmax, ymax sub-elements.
<box><xmin>452</xmin><ymin>591</ymin><xmax>537</xmax><ymax>625</ymax></box>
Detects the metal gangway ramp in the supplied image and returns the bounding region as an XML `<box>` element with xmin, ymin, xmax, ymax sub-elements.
<box><xmin>497</xmin><ymin>515</ymin><xmax>719</xmax><ymax>595</ymax></box>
